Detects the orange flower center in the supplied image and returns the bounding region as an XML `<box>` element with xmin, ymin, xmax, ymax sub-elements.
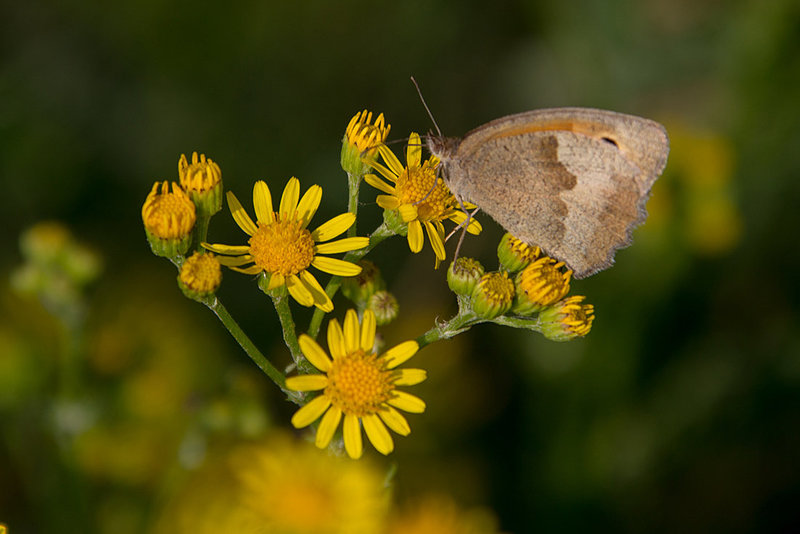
<box><xmin>248</xmin><ymin>216</ymin><xmax>315</xmax><ymax>276</ymax></box>
<box><xmin>395</xmin><ymin>161</ymin><xmax>455</xmax><ymax>221</ymax></box>
<box><xmin>324</xmin><ymin>349</ymin><xmax>394</xmax><ymax>417</ymax></box>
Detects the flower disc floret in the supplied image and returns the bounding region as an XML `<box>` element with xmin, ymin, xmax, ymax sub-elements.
<box><xmin>248</xmin><ymin>218</ymin><xmax>316</xmax><ymax>276</ymax></box>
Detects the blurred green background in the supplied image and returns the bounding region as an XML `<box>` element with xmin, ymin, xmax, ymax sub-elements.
<box><xmin>2</xmin><ymin>0</ymin><xmax>799</xmax><ymax>532</ymax></box>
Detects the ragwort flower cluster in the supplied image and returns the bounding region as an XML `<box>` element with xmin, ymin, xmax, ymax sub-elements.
<box><xmin>141</xmin><ymin>108</ymin><xmax>597</xmax><ymax>463</ymax></box>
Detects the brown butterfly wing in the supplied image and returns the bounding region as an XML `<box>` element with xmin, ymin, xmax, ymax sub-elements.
<box><xmin>444</xmin><ymin>108</ymin><xmax>669</xmax><ymax>278</ymax></box>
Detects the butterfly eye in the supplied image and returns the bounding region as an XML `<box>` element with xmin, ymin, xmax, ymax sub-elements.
<box><xmin>601</xmin><ymin>136</ymin><xmax>619</xmax><ymax>148</ymax></box>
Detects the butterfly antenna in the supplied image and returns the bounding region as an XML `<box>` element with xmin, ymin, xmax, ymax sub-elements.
<box><xmin>411</xmin><ymin>76</ymin><xmax>442</xmax><ymax>137</ymax></box>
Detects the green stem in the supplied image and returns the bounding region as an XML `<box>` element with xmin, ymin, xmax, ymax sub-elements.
<box><xmin>490</xmin><ymin>314</ymin><xmax>544</xmax><ymax>333</ymax></box>
<box><xmin>194</xmin><ymin>213</ymin><xmax>211</xmax><ymax>253</ymax></box>
<box><xmin>347</xmin><ymin>171</ymin><xmax>361</xmax><ymax>238</ymax></box>
<box><xmin>271</xmin><ymin>292</ymin><xmax>305</xmax><ymax>367</ymax></box>
<box><xmin>416</xmin><ymin>309</ymin><xmax>481</xmax><ymax>349</ymax></box>
<box><xmin>205</xmin><ymin>296</ymin><xmax>301</xmax><ymax>402</ymax></box>
<box><xmin>306</xmin><ymin>222</ymin><xmax>396</xmax><ymax>338</ymax></box>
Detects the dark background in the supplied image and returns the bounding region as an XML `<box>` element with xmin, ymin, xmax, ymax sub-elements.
<box><xmin>2</xmin><ymin>0</ymin><xmax>799</xmax><ymax>532</ymax></box>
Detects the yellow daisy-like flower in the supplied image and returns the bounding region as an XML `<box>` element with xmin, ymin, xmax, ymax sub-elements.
<box><xmin>365</xmin><ymin>132</ymin><xmax>482</xmax><ymax>261</ymax></box>
<box><xmin>286</xmin><ymin>309</ymin><xmax>427</xmax><ymax>459</ymax></box>
<box><xmin>387</xmin><ymin>494</ymin><xmax>502</xmax><ymax>534</ymax></box>
<box><xmin>152</xmin><ymin>433</ymin><xmax>388</xmax><ymax>534</ymax></box>
<box><xmin>203</xmin><ymin>178</ymin><xmax>369</xmax><ymax>312</ymax></box>
<box><xmin>341</xmin><ymin>110</ymin><xmax>391</xmax><ymax>176</ymax></box>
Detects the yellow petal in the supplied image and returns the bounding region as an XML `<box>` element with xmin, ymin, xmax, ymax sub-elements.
<box><xmin>406</xmin><ymin>132</ymin><xmax>422</xmax><ymax>168</ymax></box>
<box><xmin>376</xmin><ymin>195</ymin><xmax>400</xmax><ymax>211</ymax></box>
<box><xmin>366</xmin><ymin>160</ymin><xmax>399</xmax><ymax>186</ymax></box>
<box><xmin>230</xmin><ymin>264</ymin><xmax>263</xmax><ymax>275</ymax></box>
<box><xmin>314</xmin><ymin>237</ymin><xmax>369</xmax><ymax>255</ymax></box>
<box><xmin>363</xmin><ymin>414</ymin><xmax>394</xmax><ymax>455</ymax></box>
<box><xmin>449</xmin><ymin>210</ymin><xmax>483</xmax><ymax>235</ymax></box>
<box><xmin>227</xmin><ymin>191</ymin><xmax>258</xmax><ymax>236</ymax></box>
<box><xmin>279</xmin><ymin>177</ymin><xmax>300</xmax><ymax>220</ymax></box>
<box><xmin>343</xmin><ymin>414</ymin><xmax>363</xmax><ymax>459</ymax></box>
<box><xmin>267</xmin><ymin>272</ymin><xmax>285</xmax><ymax>290</ymax></box>
<box><xmin>394</xmin><ymin>368</ymin><xmax>427</xmax><ymax>386</ymax></box>
<box><xmin>290</xmin><ymin>395</ymin><xmax>330</xmax><ymax>428</ymax></box>
<box><xmin>298</xmin><ymin>270</ymin><xmax>333</xmax><ymax>312</ymax></box>
<box><xmin>360</xmin><ymin>310</ymin><xmax>376</xmax><ymax>352</ymax></box>
<box><xmin>253</xmin><ymin>181</ymin><xmax>275</xmax><ymax>224</ymax></box>
<box><xmin>285</xmin><ymin>374</ymin><xmax>328</xmax><ymax>391</ymax></box>
<box><xmin>311</xmin><ymin>213</ymin><xmax>355</xmax><ymax>242</ymax></box>
<box><xmin>327</xmin><ymin>318</ymin><xmax>346</xmax><ymax>360</ymax></box>
<box><xmin>382</xmin><ymin>340</ymin><xmax>419</xmax><ymax>368</ymax></box>
<box><xmin>316</xmin><ymin>406</ymin><xmax>342</xmax><ymax>449</ymax></box>
<box><xmin>467</xmin><ymin>217</ymin><xmax>483</xmax><ymax>235</ymax></box>
<box><xmin>407</xmin><ymin>220</ymin><xmax>423</xmax><ymax>253</ymax></box>
<box><xmin>298</xmin><ymin>334</ymin><xmax>332</xmax><ymax>372</ymax></box>
<box><xmin>425</xmin><ymin>221</ymin><xmax>446</xmax><ymax>260</ymax></box>
<box><xmin>215</xmin><ymin>254</ymin><xmax>253</xmax><ymax>267</ymax></box>
<box><xmin>202</xmin><ymin>243</ymin><xmax>250</xmax><ymax>255</ymax></box>
<box><xmin>398</xmin><ymin>203</ymin><xmax>418</xmax><ymax>223</ymax></box>
<box><xmin>312</xmin><ymin>256</ymin><xmax>362</xmax><ymax>277</ymax></box>
<box><xmin>377</xmin><ymin>144</ymin><xmax>404</xmax><ymax>178</ymax></box>
<box><xmin>286</xmin><ymin>273</ymin><xmax>314</xmax><ymax>307</ymax></box>
<box><xmin>296</xmin><ymin>184</ymin><xmax>322</xmax><ymax>228</ymax></box>
<box><xmin>378</xmin><ymin>406</ymin><xmax>410</xmax><ymax>436</ymax></box>
<box><xmin>364</xmin><ymin>173</ymin><xmax>396</xmax><ymax>195</ymax></box>
<box><xmin>343</xmin><ymin>309</ymin><xmax>360</xmax><ymax>354</ymax></box>
<box><xmin>387</xmin><ymin>391</ymin><xmax>426</xmax><ymax>413</ymax></box>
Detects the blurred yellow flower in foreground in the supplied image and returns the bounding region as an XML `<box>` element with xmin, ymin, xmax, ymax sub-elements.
<box><xmin>387</xmin><ymin>494</ymin><xmax>503</xmax><ymax>534</ymax></box>
<box><xmin>152</xmin><ymin>433</ymin><xmax>388</xmax><ymax>534</ymax></box>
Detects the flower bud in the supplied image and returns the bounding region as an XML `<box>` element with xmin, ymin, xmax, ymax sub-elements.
<box><xmin>471</xmin><ymin>271</ymin><xmax>514</xmax><ymax>320</ymax></box>
<box><xmin>513</xmin><ymin>256</ymin><xmax>571</xmax><ymax>315</ymax></box>
<box><xmin>178</xmin><ymin>252</ymin><xmax>222</xmax><ymax>300</ymax></box>
<box><xmin>447</xmin><ymin>257</ymin><xmax>485</xmax><ymax>296</ymax></box>
<box><xmin>142</xmin><ymin>181</ymin><xmax>196</xmax><ymax>258</ymax></box>
<box><xmin>539</xmin><ymin>295</ymin><xmax>595</xmax><ymax>341</ymax></box>
<box><xmin>497</xmin><ymin>233</ymin><xmax>540</xmax><ymax>273</ymax></box>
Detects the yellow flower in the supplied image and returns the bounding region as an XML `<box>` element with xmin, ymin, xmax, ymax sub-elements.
<box><xmin>471</xmin><ymin>271</ymin><xmax>515</xmax><ymax>319</ymax></box>
<box><xmin>497</xmin><ymin>232</ymin><xmax>541</xmax><ymax>272</ymax></box>
<box><xmin>387</xmin><ymin>494</ymin><xmax>502</xmax><ymax>534</ymax></box>
<box><xmin>233</xmin><ymin>434</ymin><xmax>389</xmax><ymax>534</ymax></box>
<box><xmin>539</xmin><ymin>295</ymin><xmax>595</xmax><ymax>341</ymax></box>
<box><xmin>142</xmin><ymin>181</ymin><xmax>196</xmax><ymax>257</ymax></box>
<box><xmin>341</xmin><ymin>110</ymin><xmax>391</xmax><ymax>176</ymax></box>
<box><xmin>286</xmin><ymin>309</ymin><xmax>426</xmax><ymax>459</ymax></box>
<box><xmin>178</xmin><ymin>151</ymin><xmax>223</xmax><ymax>216</ymax></box>
<box><xmin>204</xmin><ymin>178</ymin><xmax>369</xmax><ymax>312</ymax></box>
<box><xmin>365</xmin><ymin>132</ymin><xmax>482</xmax><ymax>262</ymax></box>
<box><xmin>152</xmin><ymin>433</ymin><xmax>388</xmax><ymax>534</ymax></box>
<box><xmin>513</xmin><ymin>256</ymin><xmax>572</xmax><ymax>315</ymax></box>
<box><xmin>178</xmin><ymin>251</ymin><xmax>222</xmax><ymax>298</ymax></box>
